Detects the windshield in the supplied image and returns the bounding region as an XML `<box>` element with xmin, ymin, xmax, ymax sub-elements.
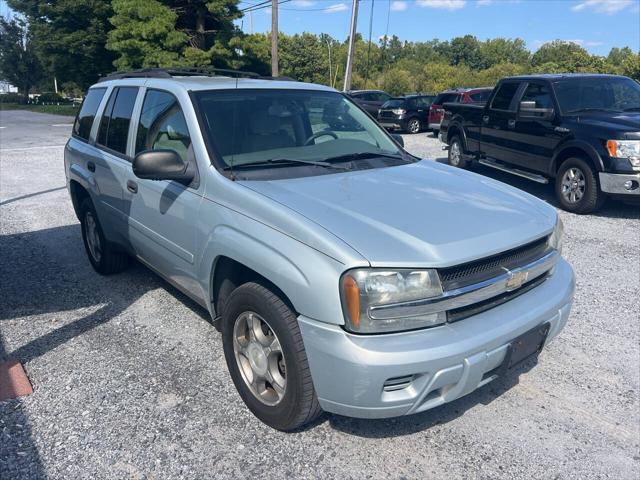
<box><xmin>381</xmin><ymin>99</ymin><xmax>405</xmax><ymax>109</ymax></box>
<box><xmin>554</xmin><ymin>76</ymin><xmax>640</xmax><ymax>114</ymax></box>
<box><xmin>193</xmin><ymin>89</ymin><xmax>404</xmax><ymax>178</ymax></box>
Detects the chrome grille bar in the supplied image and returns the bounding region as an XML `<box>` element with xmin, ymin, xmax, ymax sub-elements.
<box><xmin>369</xmin><ymin>250</ymin><xmax>560</xmax><ymax>320</ymax></box>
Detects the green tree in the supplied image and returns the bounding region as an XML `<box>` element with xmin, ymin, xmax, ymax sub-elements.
<box><xmin>622</xmin><ymin>53</ymin><xmax>640</xmax><ymax>81</ymax></box>
<box><xmin>0</xmin><ymin>17</ymin><xmax>42</xmax><ymax>97</ymax></box>
<box><xmin>439</xmin><ymin>35</ymin><xmax>485</xmax><ymax>70</ymax></box>
<box><xmin>8</xmin><ymin>0</ymin><xmax>115</xmax><ymax>89</ymax></box>
<box><xmin>107</xmin><ymin>0</ymin><xmax>242</xmax><ymax>70</ymax></box>
<box><xmin>531</xmin><ymin>40</ymin><xmax>588</xmax><ymax>68</ymax></box>
<box><xmin>481</xmin><ymin>38</ymin><xmax>530</xmax><ymax>68</ymax></box>
<box><xmin>607</xmin><ymin>46</ymin><xmax>634</xmax><ymax>66</ymax></box>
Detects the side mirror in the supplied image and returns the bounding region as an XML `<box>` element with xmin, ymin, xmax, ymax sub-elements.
<box><xmin>392</xmin><ymin>133</ymin><xmax>404</xmax><ymax>147</ymax></box>
<box><xmin>132</xmin><ymin>149</ymin><xmax>194</xmax><ymax>184</ymax></box>
<box><xmin>518</xmin><ymin>100</ymin><xmax>554</xmax><ymax>121</ymax></box>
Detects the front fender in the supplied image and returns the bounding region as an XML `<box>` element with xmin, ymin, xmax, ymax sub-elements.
<box><xmin>197</xmin><ymin>218</ymin><xmax>350</xmax><ymax>325</ymax></box>
<box><xmin>550</xmin><ymin>140</ymin><xmax>605</xmax><ymax>176</ymax></box>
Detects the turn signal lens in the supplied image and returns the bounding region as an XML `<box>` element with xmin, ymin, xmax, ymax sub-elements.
<box><xmin>343</xmin><ymin>275</ymin><xmax>361</xmax><ymax>329</ymax></box>
<box><xmin>606</xmin><ymin>140</ymin><xmax>617</xmax><ymax>158</ymax></box>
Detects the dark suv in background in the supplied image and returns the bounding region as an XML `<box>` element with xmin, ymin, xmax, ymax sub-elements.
<box><xmin>378</xmin><ymin>94</ymin><xmax>435</xmax><ymax>133</ymax></box>
<box><xmin>347</xmin><ymin>89</ymin><xmax>392</xmax><ymax>116</ymax></box>
<box><xmin>429</xmin><ymin>87</ymin><xmax>492</xmax><ymax>133</ymax></box>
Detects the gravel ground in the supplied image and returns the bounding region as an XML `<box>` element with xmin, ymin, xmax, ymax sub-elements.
<box><xmin>1</xmin><ymin>111</ymin><xmax>639</xmax><ymax>480</ymax></box>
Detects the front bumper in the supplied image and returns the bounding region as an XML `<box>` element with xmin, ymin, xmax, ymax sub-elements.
<box><xmin>599</xmin><ymin>172</ymin><xmax>640</xmax><ymax>195</ymax></box>
<box><xmin>429</xmin><ymin>122</ymin><xmax>442</xmax><ymax>131</ymax></box>
<box><xmin>299</xmin><ymin>259</ymin><xmax>575</xmax><ymax>419</ymax></box>
<box><xmin>379</xmin><ymin>121</ymin><xmax>403</xmax><ymax>130</ymax></box>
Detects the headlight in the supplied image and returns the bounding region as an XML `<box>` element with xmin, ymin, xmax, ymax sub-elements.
<box><xmin>548</xmin><ymin>216</ymin><xmax>564</xmax><ymax>253</ymax></box>
<box><xmin>340</xmin><ymin>269</ymin><xmax>445</xmax><ymax>334</ymax></box>
<box><xmin>392</xmin><ymin>108</ymin><xmax>406</xmax><ymax>115</ymax></box>
<box><xmin>606</xmin><ymin>140</ymin><xmax>640</xmax><ymax>169</ymax></box>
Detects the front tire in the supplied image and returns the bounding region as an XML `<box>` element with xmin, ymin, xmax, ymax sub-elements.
<box><xmin>406</xmin><ymin>117</ymin><xmax>421</xmax><ymax>134</ymax></box>
<box><xmin>555</xmin><ymin>157</ymin><xmax>605</xmax><ymax>214</ymax></box>
<box><xmin>222</xmin><ymin>282</ymin><xmax>322</xmax><ymax>431</ymax></box>
<box><xmin>448</xmin><ymin>136</ymin><xmax>468</xmax><ymax>169</ymax></box>
<box><xmin>79</xmin><ymin>198</ymin><xmax>129</xmax><ymax>274</ymax></box>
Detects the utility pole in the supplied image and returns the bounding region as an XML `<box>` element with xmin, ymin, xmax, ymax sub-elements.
<box><xmin>271</xmin><ymin>0</ymin><xmax>279</xmax><ymax>77</ymax></box>
<box><xmin>343</xmin><ymin>0</ymin><xmax>359</xmax><ymax>91</ymax></box>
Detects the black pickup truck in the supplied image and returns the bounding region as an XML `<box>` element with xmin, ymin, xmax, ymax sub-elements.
<box><xmin>440</xmin><ymin>74</ymin><xmax>640</xmax><ymax>213</ymax></box>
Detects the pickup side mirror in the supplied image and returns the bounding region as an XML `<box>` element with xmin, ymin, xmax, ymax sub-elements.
<box><xmin>132</xmin><ymin>149</ymin><xmax>194</xmax><ymax>184</ymax></box>
<box><xmin>391</xmin><ymin>133</ymin><xmax>404</xmax><ymax>147</ymax></box>
<box><xmin>518</xmin><ymin>100</ymin><xmax>555</xmax><ymax>121</ymax></box>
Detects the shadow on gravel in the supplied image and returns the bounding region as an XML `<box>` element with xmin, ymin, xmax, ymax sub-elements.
<box><xmin>0</xmin><ymin>337</ymin><xmax>47</xmax><ymax>480</ymax></box>
<box><xmin>326</xmin><ymin>357</ymin><xmax>539</xmax><ymax>438</ymax></box>
<box><xmin>434</xmin><ymin>158</ymin><xmax>639</xmax><ymax>220</ymax></box>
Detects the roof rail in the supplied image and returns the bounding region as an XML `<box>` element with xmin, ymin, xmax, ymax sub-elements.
<box><xmin>98</xmin><ymin>67</ymin><xmax>296</xmax><ymax>83</ymax></box>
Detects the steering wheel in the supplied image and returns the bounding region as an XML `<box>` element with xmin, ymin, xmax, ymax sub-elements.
<box><xmin>304</xmin><ymin>130</ymin><xmax>338</xmax><ymax>146</ymax></box>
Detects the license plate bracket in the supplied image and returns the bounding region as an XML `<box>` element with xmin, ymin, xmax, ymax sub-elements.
<box><xmin>503</xmin><ymin>322</ymin><xmax>550</xmax><ymax>370</ymax></box>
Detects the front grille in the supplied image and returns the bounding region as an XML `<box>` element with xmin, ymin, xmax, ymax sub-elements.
<box><xmin>379</xmin><ymin>111</ymin><xmax>395</xmax><ymax>118</ymax></box>
<box><xmin>439</xmin><ymin>236</ymin><xmax>550</xmax><ymax>291</ymax></box>
<box><xmin>447</xmin><ymin>274</ymin><xmax>548</xmax><ymax>323</ymax></box>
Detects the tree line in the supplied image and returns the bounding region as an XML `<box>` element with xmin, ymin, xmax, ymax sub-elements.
<box><xmin>1</xmin><ymin>0</ymin><xmax>638</xmax><ymax>99</ymax></box>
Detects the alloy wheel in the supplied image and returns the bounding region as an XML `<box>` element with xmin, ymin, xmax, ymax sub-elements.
<box><xmin>408</xmin><ymin>119</ymin><xmax>420</xmax><ymax>134</ymax></box>
<box><xmin>561</xmin><ymin>167</ymin><xmax>586</xmax><ymax>204</ymax></box>
<box><xmin>233</xmin><ymin>311</ymin><xmax>287</xmax><ymax>406</ymax></box>
<box><xmin>450</xmin><ymin>141</ymin><xmax>461</xmax><ymax>166</ymax></box>
<box><xmin>84</xmin><ymin>211</ymin><xmax>102</xmax><ymax>263</ymax></box>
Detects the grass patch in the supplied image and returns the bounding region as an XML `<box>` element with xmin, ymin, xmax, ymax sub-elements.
<box><xmin>0</xmin><ymin>103</ymin><xmax>78</xmax><ymax>117</ymax></box>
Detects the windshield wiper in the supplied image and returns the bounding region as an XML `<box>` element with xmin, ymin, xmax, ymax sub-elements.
<box><xmin>322</xmin><ymin>151</ymin><xmax>405</xmax><ymax>164</ymax></box>
<box><xmin>223</xmin><ymin>157</ymin><xmax>350</xmax><ymax>171</ymax></box>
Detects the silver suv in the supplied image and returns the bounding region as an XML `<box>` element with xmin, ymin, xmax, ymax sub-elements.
<box><xmin>65</xmin><ymin>68</ymin><xmax>575</xmax><ymax>430</ymax></box>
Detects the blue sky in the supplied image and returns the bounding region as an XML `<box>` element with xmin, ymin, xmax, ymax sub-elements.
<box><xmin>236</xmin><ymin>0</ymin><xmax>640</xmax><ymax>55</ymax></box>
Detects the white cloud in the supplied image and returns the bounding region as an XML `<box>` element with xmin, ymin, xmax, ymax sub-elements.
<box><xmin>390</xmin><ymin>1</ymin><xmax>409</xmax><ymax>11</ymax></box>
<box><xmin>571</xmin><ymin>0</ymin><xmax>634</xmax><ymax>14</ymax></box>
<box><xmin>533</xmin><ymin>39</ymin><xmax>604</xmax><ymax>49</ymax></box>
<box><xmin>291</xmin><ymin>0</ymin><xmax>316</xmax><ymax>7</ymax></box>
<box><xmin>416</xmin><ymin>0</ymin><xmax>467</xmax><ymax>10</ymax></box>
<box><xmin>477</xmin><ymin>0</ymin><xmax>494</xmax><ymax>4</ymax></box>
<box><xmin>324</xmin><ymin>3</ymin><xmax>348</xmax><ymax>13</ymax></box>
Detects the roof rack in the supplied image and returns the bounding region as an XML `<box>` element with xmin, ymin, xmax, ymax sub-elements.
<box><xmin>98</xmin><ymin>67</ymin><xmax>296</xmax><ymax>83</ymax></box>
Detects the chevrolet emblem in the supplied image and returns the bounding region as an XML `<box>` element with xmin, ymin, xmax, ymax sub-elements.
<box><xmin>505</xmin><ymin>270</ymin><xmax>528</xmax><ymax>291</ymax></box>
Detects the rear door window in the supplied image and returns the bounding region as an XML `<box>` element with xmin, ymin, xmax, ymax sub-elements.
<box><xmin>469</xmin><ymin>90</ymin><xmax>492</xmax><ymax>103</ymax></box>
<box><xmin>490</xmin><ymin>82</ymin><xmax>520</xmax><ymax>111</ymax></box>
<box><xmin>73</xmin><ymin>88</ymin><xmax>107</xmax><ymax>141</ymax></box>
<box><xmin>96</xmin><ymin>87</ymin><xmax>139</xmax><ymax>155</ymax></box>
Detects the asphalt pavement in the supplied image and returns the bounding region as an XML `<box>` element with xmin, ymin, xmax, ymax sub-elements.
<box><xmin>1</xmin><ymin>110</ymin><xmax>638</xmax><ymax>479</ymax></box>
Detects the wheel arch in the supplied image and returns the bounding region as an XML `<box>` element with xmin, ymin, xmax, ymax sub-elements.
<box><xmin>69</xmin><ymin>179</ymin><xmax>91</xmax><ymax>220</ymax></box>
<box><xmin>551</xmin><ymin>142</ymin><xmax>604</xmax><ymax>177</ymax></box>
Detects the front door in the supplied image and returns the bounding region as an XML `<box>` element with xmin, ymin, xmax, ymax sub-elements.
<box><xmin>510</xmin><ymin>82</ymin><xmax>565</xmax><ymax>172</ymax></box>
<box><xmin>124</xmin><ymin>89</ymin><xmax>204</xmax><ymax>300</ymax></box>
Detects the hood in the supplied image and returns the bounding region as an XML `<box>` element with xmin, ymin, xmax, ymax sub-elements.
<box><xmin>240</xmin><ymin>161</ymin><xmax>556</xmax><ymax>268</ymax></box>
<box><xmin>574</xmin><ymin>111</ymin><xmax>640</xmax><ymax>138</ymax></box>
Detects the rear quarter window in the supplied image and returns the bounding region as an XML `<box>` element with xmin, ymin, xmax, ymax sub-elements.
<box><xmin>72</xmin><ymin>88</ymin><xmax>107</xmax><ymax>141</ymax></box>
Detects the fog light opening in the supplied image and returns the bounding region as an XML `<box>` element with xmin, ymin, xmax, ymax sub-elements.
<box><xmin>623</xmin><ymin>180</ymin><xmax>638</xmax><ymax>191</ymax></box>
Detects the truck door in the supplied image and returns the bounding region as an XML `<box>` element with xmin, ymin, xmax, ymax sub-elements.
<box><xmin>510</xmin><ymin>82</ymin><xmax>564</xmax><ymax>173</ymax></box>
<box><xmin>481</xmin><ymin>81</ymin><xmax>522</xmax><ymax>160</ymax></box>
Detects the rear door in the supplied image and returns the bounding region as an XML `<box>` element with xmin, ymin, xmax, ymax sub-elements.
<box><xmin>416</xmin><ymin>96</ymin><xmax>432</xmax><ymax>125</ymax></box>
<box><xmin>481</xmin><ymin>81</ymin><xmax>523</xmax><ymax>160</ymax></box>
<box><xmin>93</xmin><ymin>86</ymin><xmax>140</xmax><ymax>245</ymax></box>
<box><xmin>509</xmin><ymin>81</ymin><xmax>564</xmax><ymax>172</ymax></box>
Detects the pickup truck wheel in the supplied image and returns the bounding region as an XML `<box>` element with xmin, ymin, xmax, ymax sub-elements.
<box><xmin>555</xmin><ymin>158</ymin><xmax>605</xmax><ymax>214</ymax></box>
<box><xmin>79</xmin><ymin>198</ymin><xmax>129</xmax><ymax>275</ymax></box>
<box><xmin>406</xmin><ymin>118</ymin><xmax>421</xmax><ymax>134</ymax></box>
<box><xmin>448</xmin><ymin>136</ymin><xmax>468</xmax><ymax>169</ymax></box>
<box><xmin>221</xmin><ymin>282</ymin><xmax>322</xmax><ymax>431</ymax></box>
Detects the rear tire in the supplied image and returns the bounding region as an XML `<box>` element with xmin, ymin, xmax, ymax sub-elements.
<box><xmin>448</xmin><ymin>136</ymin><xmax>468</xmax><ymax>169</ymax></box>
<box><xmin>222</xmin><ymin>282</ymin><xmax>322</xmax><ymax>431</ymax></box>
<box><xmin>79</xmin><ymin>198</ymin><xmax>129</xmax><ymax>274</ymax></box>
<box><xmin>555</xmin><ymin>157</ymin><xmax>605</xmax><ymax>214</ymax></box>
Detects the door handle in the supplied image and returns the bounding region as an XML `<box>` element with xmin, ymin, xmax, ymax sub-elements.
<box><xmin>87</xmin><ymin>161</ymin><xmax>95</xmax><ymax>172</ymax></box>
<box><xmin>508</xmin><ymin>119</ymin><xmax>516</xmax><ymax>128</ymax></box>
<box><xmin>127</xmin><ymin>180</ymin><xmax>138</xmax><ymax>194</ymax></box>
<box><xmin>482</xmin><ymin>115</ymin><xmax>490</xmax><ymax>124</ymax></box>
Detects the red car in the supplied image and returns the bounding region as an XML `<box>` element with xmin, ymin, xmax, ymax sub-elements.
<box><xmin>428</xmin><ymin>87</ymin><xmax>493</xmax><ymax>133</ymax></box>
